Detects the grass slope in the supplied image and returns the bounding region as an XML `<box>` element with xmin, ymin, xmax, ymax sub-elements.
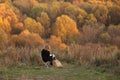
<box><xmin>0</xmin><ymin>63</ymin><xmax>120</xmax><ymax>80</ymax></box>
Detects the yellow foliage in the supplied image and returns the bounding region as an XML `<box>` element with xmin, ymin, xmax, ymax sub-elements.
<box><xmin>0</xmin><ymin>3</ymin><xmax>22</xmax><ymax>34</ymax></box>
<box><xmin>0</xmin><ymin>17</ymin><xmax>11</xmax><ymax>34</ymax></box>
<box><xmin>24</xmin><ymin>17</ymin><xmax>44</xmax><ymax>36</ymax></box>
<box><xmin>53</xmin><ymin>15</ymin><xmax>80</xmax><ymax>42</ymax></box>
<box><xmin>0</xmin><ymin>4</ymin><xmax>18</xmax><ymax>24</ymax></box>
<box><xmin>85</xmin><ymin>14</ymin><xmax>97</xmax><ymax>25</ymax></box>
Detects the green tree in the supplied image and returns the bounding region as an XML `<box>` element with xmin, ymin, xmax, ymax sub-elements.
<box><xmin>30</xmin><ymin>3</ymin><xmax>48</xmax><ymax>19</ymax></box>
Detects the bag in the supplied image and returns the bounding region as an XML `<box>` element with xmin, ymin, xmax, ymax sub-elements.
<box><xmin>52</xmin><ymin>59</ymin><xmax>63</xmax><ymax>68</ymax></box>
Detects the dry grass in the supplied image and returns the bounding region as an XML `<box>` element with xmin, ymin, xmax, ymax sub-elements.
<box><xmin>68</xmin><ymin>43</ymin><xmax>119</xmax><ymax>67</ymax></box>
<box><xmin>0</xmin><ymin>46</ymin><xmax>43</xmax><ymax>67</ymax></box>
<box><xmin>0</xmin><ymin>43</ymin><xmax>120</xmax><ymax>70</ymax></box>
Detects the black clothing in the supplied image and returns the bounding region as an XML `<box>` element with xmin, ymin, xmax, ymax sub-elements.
<box><xmin>41</xmin><ymin>49</ymin><xmax>56</xmax><ymax>66</ymax></box>
<box><xmin>41</xmin><ymin>49</ymin><xmax>51</xmax><ymax>62</ymax></box>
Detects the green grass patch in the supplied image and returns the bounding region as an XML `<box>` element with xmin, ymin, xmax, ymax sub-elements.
<box><xmin>0</xmin><ymin>63</ymin><xmax>120</xmax><ymax>80</ymax></box>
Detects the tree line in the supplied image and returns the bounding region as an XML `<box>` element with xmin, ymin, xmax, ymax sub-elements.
<box><xmin>0</xmin><ymin>0</ymin><xmax>120</xmax><ymax>49</ymax></box>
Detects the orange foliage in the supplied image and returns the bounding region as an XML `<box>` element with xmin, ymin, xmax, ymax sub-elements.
<box><xmin>0</xmin><ymin>4</ymin><xmax>18</xmax><ymax>25</ymax></box>
<box><xmin>73</xmin><ymin>0</ymin><xmax>83</xmax><ymax>5</ymax></box>
<box><xmin>49</xmin><ymin>35</ymin><xmax>67</xmax><ymax>52</ymax></box>
<box><xmin>11</xmin><ymin>30</ymin><xmax>45</xmax><ymax>47</ymax></box>
<box><xmin>0</xmin><ymin>3</ymin><xmax>24</xmax><ymax>35</ymax></box>
<box><xmin>11</xmin><ymin>22</ymin><xmax>24</xmax><ymax>34</ymax></box>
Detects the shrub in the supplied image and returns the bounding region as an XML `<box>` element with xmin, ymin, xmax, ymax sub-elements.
<box><xmin>100</xmin><ymin>32</ymin><xmax>111</xmax><ymax>44</ymax></box>
<box><xmin>92</xmin><ymin>5</ymin><xmax>108</xmax><ymax>24</ymax></box>
<box><xmin>108</xmin><ymin>24</ymin><xmax>120</xmax><ymax>37</ymax></box>
<box><xmin>13</xmin><ymin>0</ymin><xmax>33</xmax><ymax>14</ymax></box>
<box><xmin>11</xmin><ymin>30</ymin><xmax>45</xmax><ymax>47</ymax></box>
<box><xmin>24</xmin><ymin>17</ymin><xmax>44</xmax><ymax>36</ymax></box>
<box><xmin>82</xmin><ymin>23</ymin><xmax>105</xmax><ymax>43</ymax></box>
<box><xmin>84</xmin><ymin>13</ymin><xmax>97</xmax><ymax>25</ymax></box>
<box><xmin>49</xmin><ymin>35</ymin><xmax>67</xmax><ymax>52</ymax></box>
<box><xmin>79</xmin><ymin>2</ymin><xmax>95</xmax><ymax>13</ymax></box>
<box><xmin>30</xmin><ymin>48</ymin><xmax>42</xmax><ymax>65</ymax></box>
<box><xmin>11</xmin><ymin>22</ymin><xmax>24</xmax><ymax>34</ymax></box>
<box><xmin>52</xmin><ymin>15</ymin><xmax>80</xmax><ymax>43</ymax></box>
<box><xmin>108</xmin><ymin>5</ymin><xmax>120</xmax><ymax>25</ymax></box>
<box><xmin>30</xmin><ymin>3</ymin><xmax>48</xmax><ymax>18</ymax></box>
<box><xmin>47</xmin><ymin>2</ymin><xmax>61</xmax><ymax>20</ymax></box>
<box><xmin>0</xmin><ymin>47</ymin><xmax>19</xmax><ymax>67</ymax></box>
<box><xmin>36</xmin><ymin>12</ymin><xmax>51</xmax><ymax>38</ymax></box>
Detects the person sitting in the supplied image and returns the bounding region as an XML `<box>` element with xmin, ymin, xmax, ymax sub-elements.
<box><xmin>41</xmin><ymin>45</ymin><xmax>56</xmax><ymax>67</ymax></box>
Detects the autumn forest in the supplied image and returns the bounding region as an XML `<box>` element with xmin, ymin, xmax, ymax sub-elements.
<box><xmin>0</xmin><ymin>0</ymin><xmax>120</xmax><ymax>76</ymax></box>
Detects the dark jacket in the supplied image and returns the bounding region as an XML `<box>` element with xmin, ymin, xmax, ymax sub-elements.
<box><xmin>41</xmin><ymin>49</ymin><xmax>52</xmax><ymax>62</ymax></box>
